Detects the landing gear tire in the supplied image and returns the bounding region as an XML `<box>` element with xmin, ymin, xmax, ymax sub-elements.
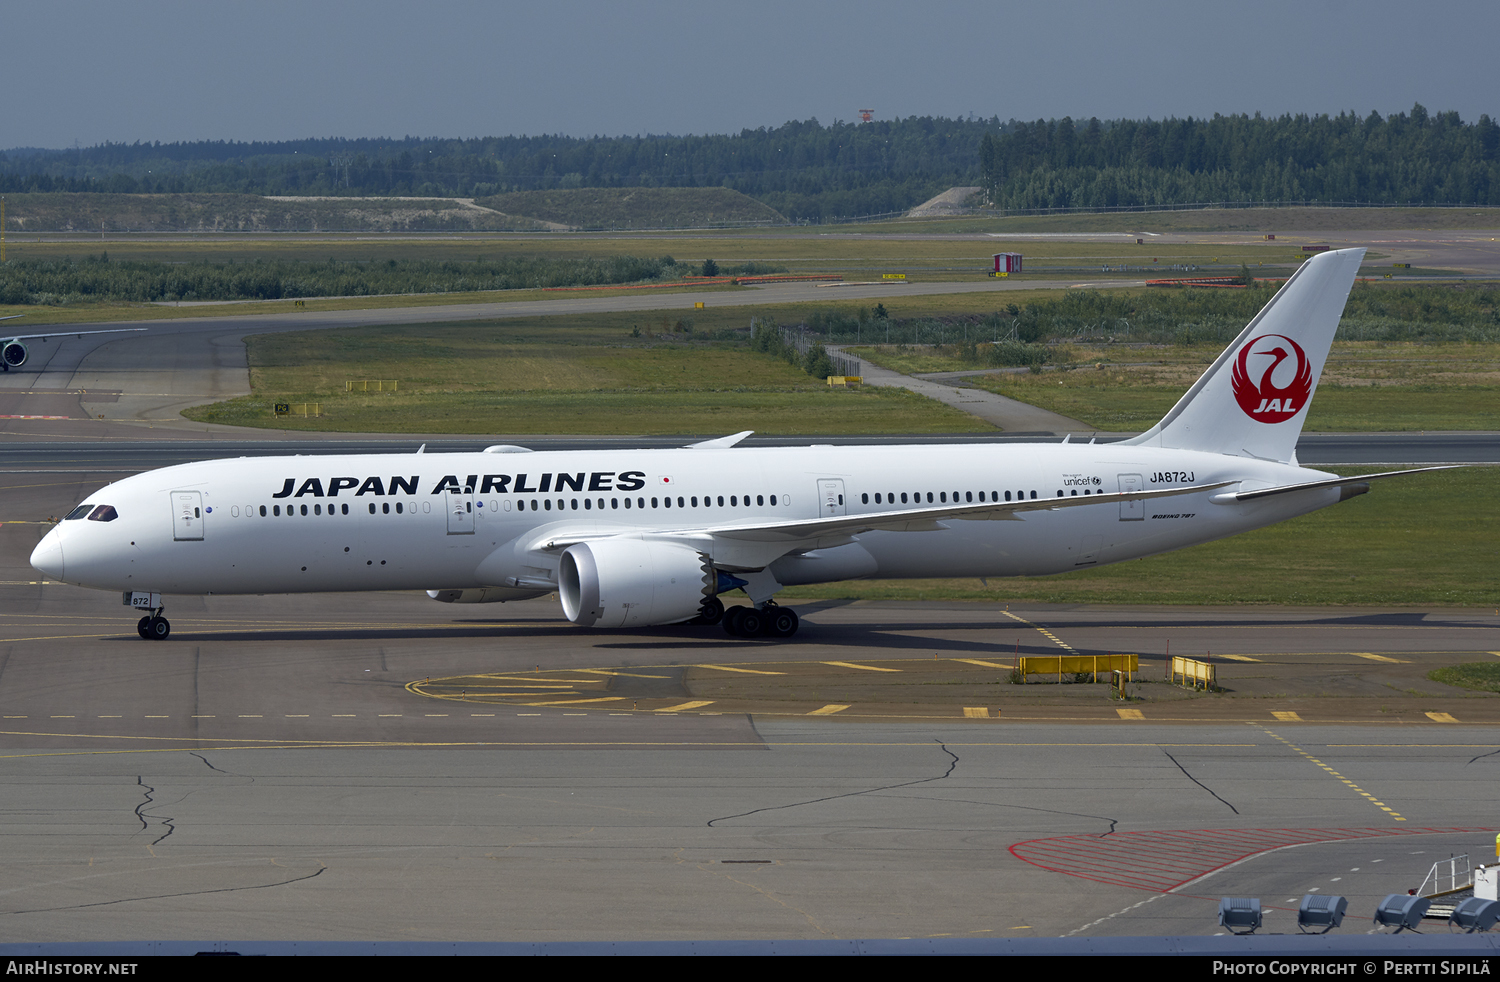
<box><xmin>766</xmin><ymin>607</ymin><xmax>799</xmax><ymax>638</ymax></box>
<box><xmin>139</xmin><ymin>615</ymin><xmax>170</xmax><ymax>640</ymax></box>
<box><xmin>691</xmin><ymin>596</ymin><xmax>724</xmax><ymax>626</ymax></box>
<box><xmin>736</xmin><ymin>607</ymin><xmax>764</xmax><ymax>637</ymax></box>
<box><xmin>722</xmin><ymin>605</ymin><xmax>746</xmax><ymax>636</ymax></box>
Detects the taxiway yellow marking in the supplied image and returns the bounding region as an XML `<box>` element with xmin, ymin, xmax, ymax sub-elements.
<box><xmin>285</xmin><ymin>715</ymin><xmax>309</xmax><ymax>718</ymax></box>
<box><xmin>1425</xmin><ymin>712</ymin><xmax>1459</xmax><ymax>723</ymax></box>
<box><xmin>953</xmin><ymin>658</ymin><xmax>1009</xmax><ymax>669</ymax></box>
<box><xmin>694</xmin><ymin>664</ymin><xmax>786</xmax><ymax>675</ymax></box>
<box><xmin>1217</xmin><ymin>654</ymin><xmax>1262</xmax><ymax>662</ymax></box>
<box><xmin>822</xmin><ymin>661</ymin><xmax>901</xmax><ymax>672</ymax></box>
<box><xmin>1353</xmin><ymin>653</ymin><xmax>1409</xmax><ymax>663</ymax></box>
<box><xmin>808</xmin><ymin>705</ymin><xmax>850</xmax><ymax>716</ymax></box>
<box><xmin>519</xmin><ymin>697</ymin><xmax>626</xmax><ymax>707</ymax></box>
<box><xmin>1003</xmin><ymin>610</ymin><xmax>1077</xmax><ymax>652</ymax></box>
<box><xmin>1117</xmin><ymin>709</ymin><xmax>1145</xmax><ymax>720</ymax></box>
<box><xmin>1272</xmin><ymin>711</ymin><xmax>1304</xmax><ymax>722</ymax></box>
<box><xmin>657</xmin><ymin>701</ymin><xmax>715</xmax><ymax>713</ymax></box>
<box><xmin>444</xmin><ymin>683</ymin><xmax>582</xmax><ymax>689</ymax></box>
<box><xmin>1261</xmin><ymin>726</ymin><xmax>1407</xmax><ymax>822</ymax></box>
<box><xmin>963</xmin><ymin>707</ymin><xmax>990</xmax><ymax>718</ymax></box>
<box><xmin>575</xmin><ymin>669</ymin><xmax>671</xmax><ymax>679</ymax></box>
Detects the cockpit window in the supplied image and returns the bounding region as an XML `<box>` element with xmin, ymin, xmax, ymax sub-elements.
<box><xmin>87</xmin><ymin>505</ymin><xmax>119</xmax><ymax>522</ymax></box>
<box><xmin>64</xmin><ymin>504</ymin><xmax>93</xmax><ymax>520</ymax></box>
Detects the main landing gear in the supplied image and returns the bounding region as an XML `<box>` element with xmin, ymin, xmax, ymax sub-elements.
<box><xmin>722</xmin><ymin>601</ymin><xmax>798</xmax><ymax>639</ymax></box>
<box><xmin>137</xmin><ymin>611</ymin><xmax>170</xmax><ymax>640</ymax></box>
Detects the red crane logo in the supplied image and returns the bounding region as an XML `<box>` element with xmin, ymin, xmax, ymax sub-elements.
<box><xmin>1230</xmin><ymin>334</ymin><xmax>1313</xmax><ymax>423</ymax></box>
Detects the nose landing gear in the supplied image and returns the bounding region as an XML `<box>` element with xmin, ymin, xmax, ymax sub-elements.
<box><xmin>136</xmin><ymin>611</ymin><xmax>170</xmax><ymax>640</ymax></box>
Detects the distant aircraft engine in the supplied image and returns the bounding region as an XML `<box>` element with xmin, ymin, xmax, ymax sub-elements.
<box><xmin>560</xmin><ymin>537</ymin><xmax>713</xmax><ymax>629</ymax></box>
<box><xmin>426</xmin><ymin>586</ymin><xmax>549</xmax><ymax>604</ymax></box>
<box><xmin>2</xmin><ymin>341</ymin><xmax>27</xmax><ymax>369</ymax></box>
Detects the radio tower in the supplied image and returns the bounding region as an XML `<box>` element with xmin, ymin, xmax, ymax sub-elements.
<box><xmin>858</xmin><ymin>109</ymin><xmax>874</xmax><ymax>123</ymax></box>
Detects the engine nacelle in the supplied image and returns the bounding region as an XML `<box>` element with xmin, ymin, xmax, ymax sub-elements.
<box><xmin>2</xmin><ymin>341</ymin><xmax>27</xmax><ymax>369</ymax></box>
<box><xmin>559</xmin><ymin>537</ymin><xmax>713</xmax><ymax>629</ymax></box>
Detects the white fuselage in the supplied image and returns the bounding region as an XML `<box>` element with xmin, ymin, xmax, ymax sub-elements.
<box><xmin>34</xmin><ymin>443</ymin><xmax>1340</xmax><ymax>598</ymax></box>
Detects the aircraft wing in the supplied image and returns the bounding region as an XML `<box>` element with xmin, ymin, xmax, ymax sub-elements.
<box><xmin>538</xmin><ymin>480</ymin><xmax>1234</xmax><ymax>551</ymax></box>
<box><xmin>3</xmin><ymin>326</ymin><xmax>149</xmax><ymax>341</ymax></box>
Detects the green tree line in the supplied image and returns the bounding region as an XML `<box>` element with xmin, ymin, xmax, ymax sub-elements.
<box><xmin>5</xmin><ymin>105</ymin><xmax>1499</xmax><ymax>221</ymax></box>
<box><xmin>979</xmin><ymin>105</ymin><xmax>1500</xmax><ymax>209</ymax></box>
<box><xmin>0</xmin><ymin>254</ymin><xmax>687</xmax><ymax>304</ymax></box>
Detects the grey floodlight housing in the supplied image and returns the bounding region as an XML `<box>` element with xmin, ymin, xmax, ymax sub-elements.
<box><xmin>1297</xmin><ymin>893</ymin><xmax>1348</xmax><ymax>933</ymax></box>
<box><xmin>1218</xmin><ymin>897</ymin><xmax>1262</xmax><ymax>935</ymax></box>
<box><xmin>1374</xmin><ymin>894</ymin><xmax>1430</xmax><ymax>932</ymax></box>
<box><xmin>1450</xmin><ymin>897</ymin><xmax>1500</xmax><ymax>934</ymax></box>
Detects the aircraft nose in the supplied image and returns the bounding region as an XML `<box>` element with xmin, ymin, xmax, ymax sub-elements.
<box><xmin>30</xmin><ymin>529</ymin><xmax>64</xmax><ymax>580</ymax></box>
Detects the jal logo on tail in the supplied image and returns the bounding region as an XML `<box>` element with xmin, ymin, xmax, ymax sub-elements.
<box><xmin>1230</xmin><ymin>334</ymin><xmax>1313</xmax><ymax>423</ymax></box>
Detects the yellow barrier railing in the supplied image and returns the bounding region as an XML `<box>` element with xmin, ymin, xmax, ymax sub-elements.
<box><xmin>1016</xmin><ymin>653</ymin><xmax>1137</xmax><ymax>683</ymax></box>
<box><xmin>1169</xmin><ymin>655</ymin><xmax>1217</xmax><ymax>690</ymax></box>
<box><xmin>274</xmin><ymin>403</ymin><xmax>322</xmax><ymax>418</ymax></box>
<box><xmin>346</xmin><ymin>379</ymin><xmax>399</xmax><ymax>392</ymax></box>
<box><xmin>827</xmin><ymin>376</ymin><xmax>863</xmax><ymax>388</ymax></box>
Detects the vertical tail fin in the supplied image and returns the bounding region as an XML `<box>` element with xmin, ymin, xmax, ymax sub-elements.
<box><xmin>1121</xmin><ymin>247</ymin><xmax>1365</xmax><ymax>463</ymax></box>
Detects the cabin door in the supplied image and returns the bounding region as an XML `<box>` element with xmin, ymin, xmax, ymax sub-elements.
<box><xmin>445</xmin><ymin>490</ymin><xmax>475</xmax><ymax>534</ymax></box>
<box><xmin>171</xmin><ymin>491</ymin><xmax>204</xmax><ymax>541</ymax></box>
<box><xmin>817</xmin><ymin>479</ymin><xmax>846</xmax><ymax>517</ymax></box>
<box><xmin>1118</xmin><ymin>473</ymin><xmax>1145</xmax><ymax>521</ymax></box>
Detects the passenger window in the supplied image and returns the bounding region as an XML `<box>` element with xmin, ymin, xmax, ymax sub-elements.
<box><xmin>261</xmin><ymin>505</ymin><xmax>268</xmax><ymax>516</ymax></box>
<box><xmin>87</xmin><ymin>505</ymin><xmax>119</xmax><ymax>522</ymax></box>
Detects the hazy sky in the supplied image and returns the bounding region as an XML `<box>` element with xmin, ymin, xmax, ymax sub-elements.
<box><xmin>8</xmin><ymin>0</ymin><xmax>1498</xmax><ymax>148</ymax></box>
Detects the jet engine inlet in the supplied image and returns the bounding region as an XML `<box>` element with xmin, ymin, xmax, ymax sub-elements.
<box><xmin>559</xmin><ymin>538</ymin><xmax>713</xmax><ymax>629</ymax></box>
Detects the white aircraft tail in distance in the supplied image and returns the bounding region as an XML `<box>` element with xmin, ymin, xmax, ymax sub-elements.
<box><xmin>30</xmin><ymin>248</ymin><xmax>1450</xmax><ymax>640</ymax></box>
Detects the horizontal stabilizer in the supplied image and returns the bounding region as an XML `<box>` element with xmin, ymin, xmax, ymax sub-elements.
<box><xmin>1211</xmin><ymin>465</ymin><xmax>1460</xmax><ymax>503</ymax></box>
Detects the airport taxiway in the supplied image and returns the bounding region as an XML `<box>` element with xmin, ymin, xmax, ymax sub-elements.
<box><xmin>0</xmin><ymin>257</ymin><xmax>1495</xmax><ymax>942</ymax></box>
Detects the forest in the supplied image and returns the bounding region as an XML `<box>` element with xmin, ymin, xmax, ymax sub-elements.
<box><xmin>4</xmin><ymin>106</ymin><xmax>1497</xmax><ymax>220</ymax></box>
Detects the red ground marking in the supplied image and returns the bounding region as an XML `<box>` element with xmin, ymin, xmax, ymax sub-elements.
<box><xmin>1009</xmin><ymin>828</ymin><xmax>1495</xmax><ymax>893</ymax></box>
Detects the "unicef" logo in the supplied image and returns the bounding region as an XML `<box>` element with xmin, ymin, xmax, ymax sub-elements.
<box><xmin>1230</xmin><ymin>334</ymin><xmax>1313</xmax><ymax>424</ymax></box>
